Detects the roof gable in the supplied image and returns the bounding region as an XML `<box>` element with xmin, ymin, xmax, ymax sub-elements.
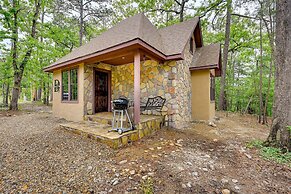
<box><xmin>45</xmin><ymin>13</ymin><xmax>201</xmax><ymax>71</ymax></box>
<box><xmin>158</xmin><ymin>17</ymin><xmax>199</xmax><ymax>56</ymax></box>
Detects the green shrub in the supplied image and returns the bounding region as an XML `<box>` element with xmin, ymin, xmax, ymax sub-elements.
<box><xmin>140</xmin><ymin>177</ymin><xmax>154</xmax><ymax>194</ymax></box>
<box><xmin>260</xmin><ymin>147</ymin><xmax>291</xmax><ymax>165</ymax></box>
<box><xmin>246</xmin><ymin>140</ymin><xmax>264</xmax><ymax>149</ymax></box>
<box><xmin>246</xmin><ymin>140</ymin><xmax>291</xmax><ymax>166</ymax></box>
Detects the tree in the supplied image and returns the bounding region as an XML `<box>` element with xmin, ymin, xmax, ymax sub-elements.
<box><xmin>218</xmin><ymin>0</ymin><xmax>232</xmax><ymax>110</ymax></box>
<box><xmin>65</xmin><ymin>0</ymin><xmax>111</xmax><ymax>46</ymax></box>
<box><xmin>265</xmin><ymin>0</ymin><xmax>291</xmax><ymax>151</ymax></box>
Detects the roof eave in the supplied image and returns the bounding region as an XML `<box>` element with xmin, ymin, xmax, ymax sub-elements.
<box><xmin>189</xmin><ymin>64</ymin><xmax>219</xmax><ymax>71</ymax></box>
<box><xmin>43</xmin><ymin>38</ymin><xmax>184</xmax><ymax>72</ymax></box>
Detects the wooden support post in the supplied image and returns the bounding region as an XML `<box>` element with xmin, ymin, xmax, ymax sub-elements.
<box><xmin>134</xmin><ymin>50</ymin><xmax>141</xmax><ymax>124</ymax></box>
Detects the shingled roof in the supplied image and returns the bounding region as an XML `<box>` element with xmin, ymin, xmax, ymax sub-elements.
<box><xmin>44</xmin><ymin>13</ymin><xmax>200</xmax><ymax>71</ymax></box>
<box><xmin>189</xmin><ymin>43</ymin><xmax>221</xmax><ymax>76</ymax></box>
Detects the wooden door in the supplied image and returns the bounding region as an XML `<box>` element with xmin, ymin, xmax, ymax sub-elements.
<box><xmin>95</xmin><ymin>71</ymin><xmax>109</xmax><ymax>113</ymax></box>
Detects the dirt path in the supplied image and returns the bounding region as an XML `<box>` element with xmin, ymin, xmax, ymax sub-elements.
<box><xmin>0</xmin><ymin>105</ymin><xmax>290</xmax><ymax>193</ymax></box>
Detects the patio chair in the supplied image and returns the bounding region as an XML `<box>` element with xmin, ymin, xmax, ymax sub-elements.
<box><xmin>140</xmin><ymin>96</ymin><xmax>166</xmax><ymax>115</ymax></box>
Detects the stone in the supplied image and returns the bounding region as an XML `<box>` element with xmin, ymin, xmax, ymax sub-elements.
<box><xmin>186</xmin><ymin>182</ymin><xmax>192</xmax><ymax>188</ymax></box>
<box><xmin>176</xmin><ymin>139</ymin><xmax>183</xmax><ymax>144</ymax></box>
<box><xmin>111</xmin><ymin>178</ymin><xmax>119</xmax><ymax>186</ymax></box>
<box><xmin>192</xmin><ymin>172</ymin><xmax>198</xmax><ymax>176</ymax></box>
<box><xmin>142</xmin><ymin>175</ymin><xmax>148</xmax><ymax>180</ymax></box>
<box><xmin>182</xmin><ymin>184</ymin><xmax>187</xmax><ymax>189</ymax></box>
<box><xmin>129</xmin><ymin>170</ymin><xmax>135</xmax><ymax>175</ymax></box>
<box><xmin>202</xmin><ymin>168</ymin><xmax>208</xmax><ymax>172</ymax></box>
<box><xmin>175</xmin><ymin>143</ymin><xmax>182</xmax><ymax>147</ymax></box>
<box><xmin>232</xmin><ymin>179</ymin><xmax>238</xmax><ymax>183</ymax></box>
<box><xmin>221</xmin><ymin>178</ymin><xmax>229</xmax><ymax>184</ymax></box>
<box><xmin>222</xmin><ymin>189</ymin><xmax>230</xmax><ymax>194</ymax></box>
<box><xmin>244</xmin><ymin>153</ymin><xmax>252</xmax><ymax>159</ymax></box>
<box><xmin>119</xmin><ymin>160</ymin><xmax>127</xmax><ymax>165</ymax></box>
<box><xmin>235</xmin><ymin>186</ymin><xmax>240</xmax><ymax>190</ymax></box>
<box><xmin>208</xmin><ymin>121</ymin><xmax>217</xmax><ymax>127</ymax></box>
<box><xmin>186</xmin><ymin>162</ymin><xmax>192</xmax><ymax>166</ymax></box>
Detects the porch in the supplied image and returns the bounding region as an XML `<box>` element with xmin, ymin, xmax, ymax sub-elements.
<box><xmin>60</xmin><ymin>112</ymin><xmax>164</xmax><ymax>149</ymax></box>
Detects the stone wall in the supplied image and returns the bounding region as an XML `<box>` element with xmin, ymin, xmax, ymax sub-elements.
<box><xmin>84</xmin><ymin>63</ymin><xmax>112</xmax><ymax>115</ymax></box>
<box><xmin>173</xmin><ymin>41</ymin><xmax>193</xmax><ymax>128</ymax></box>
<box><xmin>83</xmin><ymin>42</ymin><xmax>193</xmax><ymax>129</ymax></box>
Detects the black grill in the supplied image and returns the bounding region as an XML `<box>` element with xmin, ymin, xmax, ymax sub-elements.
<box><xmin>112</xmin><ymin>97</ymin><xmax>129</xmax><ymax>110</ymax></box>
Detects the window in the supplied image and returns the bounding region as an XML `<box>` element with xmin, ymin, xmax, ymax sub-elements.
<box><xmin>210</xmin><ymin>76</ymin><xmax>215</xmax><ymax>101</ymax></box>
<box><xmin>190</xmin><ymin>37</ymin><xmax>194</xmax><ymax>54</ymax></box>
<box><xmin>62</xmin><ymin>68</ymin><xmax>78</xmax><ymax>101</ymax></box>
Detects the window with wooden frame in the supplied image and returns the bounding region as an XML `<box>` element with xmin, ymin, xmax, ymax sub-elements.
<box><xmin>210</xmin><ymin>76</ymin><xmax>215</xmax><ymax>101</ymax></box>
<box><xmin>190</xmin><ymin>37</ymin><xmax>194</xmax><ymax>54</ymax></box>
<box><xmin>62</xmin><ymin>68</ymin><xmax>78</xmax><ymax>101</ymax></box>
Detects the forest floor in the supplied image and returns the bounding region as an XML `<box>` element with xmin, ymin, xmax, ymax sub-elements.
<box><xmin>0</xmin><ymin>103</ymin><xmax>290</xmax><ymax>193</ymax></box>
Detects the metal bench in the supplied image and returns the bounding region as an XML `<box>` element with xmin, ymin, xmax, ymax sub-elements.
<box><xmin>140</xmin><ymin>96</ymin><xmax>166</xmax><ymax>114</ymax></box>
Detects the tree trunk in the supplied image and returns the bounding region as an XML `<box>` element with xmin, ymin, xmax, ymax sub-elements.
<box><xmin>79</xmin><ymin>0</ymin><xmax>84</xmax><ymax>46</ymax></box>
<box><xmin>265</xmin><ymin>0</ymin><xmax>291</xmax><ymax>151</ymax></box>
<box><xmin>262</xmin><ymin>3</ymin><xmax>275</xmax><ymax>124</ymax></box>
<box><xmin>258</xmin><ymin>19</ymin><xmax>263</xmax><ymax>124</ymax></box>
<box><xmin>10</xmin><ymin>74</ymin><xmax>22</xmax><ymax>110</ymax></box>
<box><xmin>219</xmin><ymin>0</ymin><xmax>232</xmax><ymax>111</ymax></box>
<box><xmin>5</xmin><ymin>83</ymin><xmax>9</xmax><ymax>106</ymax></box>
<box><xmin>9</xmin><ymin>0</ymin><xmax>41</xmax><ymax>110</ymax></box>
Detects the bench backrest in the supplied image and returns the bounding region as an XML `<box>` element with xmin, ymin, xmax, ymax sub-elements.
<box><xmin>145</xmin><ymin>96</ymin><xmax>166</xmax><ymax>111</ymax></box>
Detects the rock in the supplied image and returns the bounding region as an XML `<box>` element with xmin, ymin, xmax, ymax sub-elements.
<box><xmin>208</xmin><ymin>121</ymin><xmax>217</xmax><ymax>127</ymax></box>
<box><xmin>186</xmin><ymin>182</ymin><xmax>192</xmax><ymax>188</ymax></box>
<box><xmin>111</xmin><ymin>178</ymin><xmax>119</xmax><ymax>186</ymax></box>
<box><xmin>186</xmin><ymin>162</ymin><xmax>193</xmax><ymax>166</ymax></box>
<box><xmin>176</xmin><ymin>139</ymin><xmax>183</xmax><ymax>144</ymax></box>
<box><xmin>213</xmin><ymin>139</ymin><xmax>218</xmax><ymax>142</ymax></box>
<box><xmin>182</xmin><ymin>184</ymin><xmax>187</xmax><ymax>189</ymax></box>
<box><xmin>202</xmin><ymin>168</ymin><xmax>208</xmax><ymax>172</ymax></box>
<box><xmin>209</xmin><ymin>165</ymin><xmax>215</xmax><ymax>170</ymax></box>
<box><xmin>87</xmin><ymin>166</ymin><xmax>93</xmax><ymax>171</ymax></box>
<box><xmin>142</xmin><ymin>175</ymin><xmax>148</xmax><ymax>180</ymax></box>
<box><xmin>149</xmin><ymin>147</ymin><xmax>155</xmax><ymax>151</ymax></box>
<box><xmin>157</xmin><ymin>147</ymin><xmax>162</xmax><ymax>150</ymax></box>
<box><xmin>148</xmin><ymin>172</ymin><xmax>154</xmax><ymax>176</ymax></box>
<box><xmin>175</xmin><ymin>143</ymin><xmax>182</xmax><ymax>147</ymax></box>
<box><xmin>192</xmin><ymin>172</ymin><xmax>198</xmax><ymax>176</ymax></box>
<box><xmin>93</xmin><ymin>177</ymin><xmax>99</xmax><ymax>183</ymax></box>
<box><xmin>221</xmin><ymin>178</ymin><xmax>229</xmax><ymax>184</ymax></box>
<box><xmin>244</xmin><ymin>153</ymin><xmax>252</xmax><ymax>159</ymax></box>
<box><xmin>222</xmin><ymin>189</ymin><xmax>230</xmax><ymax>194</ymax></box>
<box><xmin>129</xmin><ymin>170</ymin><xmax>135</xmax><ymax>175</ymax></box>
<box><xmin>235</xmin><ymin>186</ymin><xmax>240</xmax><ymax>190</ymax></box>
<box><xmin>214</xmin><ymin>116</ymin><xmax>220</xmax><ymax>121</ymax></box>
<box><xmin>151</xmin><ymin>155</ymin><xmax>159</xmax><ymax>158</ymax></box>
<box><xmin>232</xmin><ymin>179</ymin><xmax>238</xmax><ymax>183</ymax></box>
<box><xmin>119</xmin><ymin>160</ymin><xmax>127</xmax><ymax>165</ymax></box>
<box><xmin>98</xmin><ymin>152</ymin><xmax>102</xmax><ymax>156</ymax></box>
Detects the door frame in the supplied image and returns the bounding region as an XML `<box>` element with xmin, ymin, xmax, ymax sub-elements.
<box><xmin>93</xmin><ymin>68</ymin><xmax>112</xmax><ymax>114</ymax></box>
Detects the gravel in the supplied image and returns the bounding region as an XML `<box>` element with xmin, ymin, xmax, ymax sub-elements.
<box><xmin>0</xmin><ymin>112</ymin><xmax>115</xmax><ymax>193</ymax></box>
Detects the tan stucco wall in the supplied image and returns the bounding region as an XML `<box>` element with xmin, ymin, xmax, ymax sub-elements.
<box><xmin>52</xmin><ymin>63</ymin><xmax>84</xmax><ymax>121</ymax></box>
<box><xmin>191</xmin><ymin>69</ymin><xmax>215</xmax><ymax>121</ymax></box>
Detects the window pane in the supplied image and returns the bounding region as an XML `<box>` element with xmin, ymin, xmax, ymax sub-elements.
<box><xmin>62</xmin><ymin>71</ymin><xmax>69</xmax><ymax>100</ymax></box>
<box><xmin>70</xmin><ymin>69</ymin><xmax>78</xmax><ymax>101</ymax></box>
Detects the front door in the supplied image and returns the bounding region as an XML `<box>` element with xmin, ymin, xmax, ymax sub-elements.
<box><xmin>95</xmin><ymin>70</ymin><xmax>109</xmax><ymax>113</ymax></box>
